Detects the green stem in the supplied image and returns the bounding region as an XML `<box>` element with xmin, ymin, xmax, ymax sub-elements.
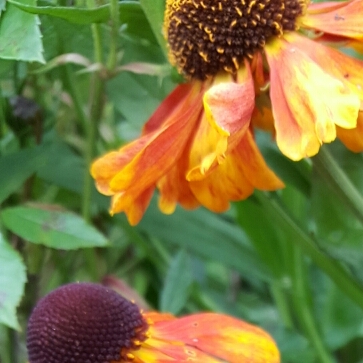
<box><xmin>79</xmin><ymin>14</ymin><xmax>105</xmax><ymax>281</ymax></box>
<box><xmin>8</xmin><ymin>328</ymin><xmax>17</xmax><ymax>363</ymax></box>
<box><xmin>270</xmin><ymin>282</ymin><xmax>294</xmax><ymax>329</ymax></box>
<box><xmin>255</xmin><ymin>191</ymin><xmax>363</xmax><ymax>311</ymax></box>
<box><xmin>122</xmin><ymin>221</ymin><xmax>169</xmax><ymax>269</ymax></box>
<box><xmin>107</xmin><ymin>0</ymin><xmax>120</xmax><ymax>71</ymax></box>
<box><xmin>62</xmin><ymin>64</ymin><xmax>88</xmax><ymax>132</ymax></box>
<box><xmin>81</xmin><ymin>22</ymin><xmax>104</xmax><ymax>223</ymax></box>
<box><xmin>313</xmin><ymin>147</ymin><xmax>363</xmax><ymax>225</ymax></box>
<box><xmin>292</xmin><ymin>247</ymin><xmax>335</xmax><ymax>363</ymax></box>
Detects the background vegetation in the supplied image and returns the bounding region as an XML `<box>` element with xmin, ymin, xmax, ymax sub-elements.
<box><xmin>1</xmin><ymin>0</ymin><xmax>363</xmax><ymax>362</ymax></box>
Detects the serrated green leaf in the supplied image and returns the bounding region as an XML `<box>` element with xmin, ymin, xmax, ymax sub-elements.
<box><xmin>160</xmin><ymin>250</ymin><xmax>192</xmax><ymax>314</ymax></box>
<box><xmin>1</xmin><ymin>206</ymin><xmax>108</xmax><ymax>249</ymax></box>
<box><xmin>0</xmin><ymin>147</ymin><xmax>47</xmax><ymax>204</ymax></box>
<box><xmin>0</xmin><ymin>233</ymin><xmax>27</xmax><ymax>330</ymax></box>
<box><xmin>0</xmin><ymin>3</ymin><xmax>44</xmax><ymax>63</ymax></box>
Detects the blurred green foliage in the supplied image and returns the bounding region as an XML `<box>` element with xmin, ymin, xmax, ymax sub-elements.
<box><xmin>1</xmin><ymin>1</ymin><xmax>363</xmax><ymax>363</ymax></box>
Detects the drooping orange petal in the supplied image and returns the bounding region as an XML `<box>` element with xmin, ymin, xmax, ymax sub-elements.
<box><xmin>91</xmin><ymin>138</ymin><xmax>149</xmax><ymax>194</ymax></box>
<box><xmin>143</xmin><ymin>82</ymin><xmax>204</xmax><ymax>134</ymax></box>
<box><xmin>188</xmin><ymin>130</ymin><xmax>284</xmax><ymax>212</ymax></box>
<box><xmin>110</xmin><ymin>186</ymin><xmax>154</xmax><ymax>225</ymax></box>
<box><xmin>108</xmin><ymin>84</ymin><xmax>203</xmax><ymax>194</ymax></box>
<box><xmin>303</xmin><ymin>0</ymin><xmax>363</xmax><ymax>40</ymax></box>
<box><xmin>91</xmin><ymin>82</ymin><xmax>204</xmax><ymax>224</ymax></box>
<box><xmin>157</xmin><ymin>148</ymin><xmax>200</xmax><ymax>214</ymax></box>
<box><xmin>337</xmin><ymin>111</ymin><xmax>363</xmax><ymax>152</ymax></box>
<box><xmin>152</xmin><ymin>313</ymin><xmax>280</xmax><ymax>363</ymax></box>
<box><xmin>265</xmin><ymin>37</ymin><xmax>360</xmax><ymax>160</ymax></box>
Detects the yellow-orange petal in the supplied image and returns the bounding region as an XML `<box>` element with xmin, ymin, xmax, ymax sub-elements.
<box><xmin>265</xmin><ymin>37</ymin><xmax>360</xmax><ymax>160</ymax></box>
<box><xmin>187</xmin><ymin>67</ymin><xmax>254</xmax><ymax>181</ymax></box>
<box><xmin>152</xmin><ymin>313</ymin><xmax>280</xmax><ymax>363</ymax></box>
<box><xmin>307</xmin><ymin>1</ymin><xmax>353</xmax><ymax>14</ymax></box>
<box><xmin>303</xmin><ymin>0</ymin><xmax>363</xmax><ymax>40</ymax></box>
<box><xmin>337</xmin><ymin>111</ymin><xmax>363</xmax><ymax>152</ymax></box>
<box><xmin>203</xmin><ymin>62</ymin><xmax>254</xmax><ymax>137</ymax></box>
<box><xmin>252</xmin><ymin>93</ymin><xmax>275</xmax><ymax>133</ymax></box>
<box><xmin>188</xmin><ymin>130</ymin><xmax>284</xmax><ymax>212</ymax></box>
<box><xmin>285</xmin><ymin>33</ymin><xmax>363</xmax><ymax>107</ymax></box>
<box><xmin>250</xmin><ymin>52</ymin><xmax>268</xmax><ymax>93</ymax></box>
<box><xmin>141</xmin><ymin>338</ymin><xmax>222</xmax><ymax>363</ymax></box>
<box><xmin>186</xmin><ymin>112</ymin><xmax>229</xmax><ymax>182</ymax></box>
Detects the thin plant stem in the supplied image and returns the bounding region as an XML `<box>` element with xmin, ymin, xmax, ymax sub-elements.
<box><xmin>107</xmin><ymin>0</ymin><xmax>120</xmax><ymax>71</ymax></box>
<box><xmin>80</xmin><ymin>8</ymin><xmax>105</xmax><ymax>279</ymax></box>
<box><xmin>291</xmin><ymin>247</ymin><xmax>336</xmax><ymax>363</ymax></box>
<box><xmin>313</xmin><ymin>146</ymin><xmax>363</xmax><ymax>225</ymax></box>
<box><xmin>255</xmin><ymin>191</ymin><xmax>363</xmax><ymax>311</ymax></box>
<box><xmin>81</xmin><ymin>21</ymin><xmax>104</xmax><ymax>223</ymax></box>
<box><xmin>8</xmin><ymin>328</ymin><xmax>18</xmax><ymax>363</ymax></box>
<box><xmin>61</xmin><ymin>64</ymin><xmax>88</xmax><ymax>132</ymax></box>
<box><xmin>270</xmin><ymin>282</ymin><xmax>294</xmax><ymax>329</ymax></box>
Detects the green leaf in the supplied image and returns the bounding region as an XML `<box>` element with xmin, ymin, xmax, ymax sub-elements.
<box><xmin>0</xmin><ymin>0</ymin><xmax>6</xmax><ymax>16</ymax></box>
<box><xmin>0</xmin><ymin>233</ymin><xmax>27</xmax><ymax>330</ymax></box>
<box><xmin>311</xmin><ymin>143</ymin><xmax>363</xmax><ymax>282</ymax></box>
<box><xmin>274</xmin><ymin>327</ymin><xmax>316</xmax><ymax>363</ymax></box>
<box><xmin>8</xmin><ymin>0</ymin><xmax>141</xmax><ymax>25</ymax></box>
<box><xmin>236</xmin><ymin>198</ymin><xmax>286</xmax><ymax>278</ymax></box>
<box><xmin>107</xmin><ymin>72</ymin><xmax>174</xmax><ymax>130</ymax></box>
<box><xmin>160</xmin><ymin>250</ymin><xmax>192</xmax><ymax>314</ymax></box>
<box><xmin>0</xmin><ymin>147</ymin><xmax>47</xmax><ymax>204</ymax></box>
<box><xmin>1</xmin><ymin>206</ymin><xmax>108</xmax><ymax>249</ymax></box>
<box><xmin>0</xmin><ymin>3</ymin><xmax>44</xmax><ymax>63</ymax></box>
<box><xmin>317</xmin><ymin>276</ymin><xmax>363</xmax><ymax>350</ymax></box>
<box><xmin>138</xmin><ymin>200</ymin><xmax>270</xmax><ymax>282</ymax></box>
<box><xmin>36</xmin><ymin>140</ymin><xmax>107</xmax><ymax>209</ymax></box>
<box><xmin>139</xmin><ymin>0</ymin><xmax>167</xmax><ymax>57</ymax></box>
<box><xmin>256</xmin><ymin>131</ymin><xmax>311</xmax><ymax>197</ymax></box>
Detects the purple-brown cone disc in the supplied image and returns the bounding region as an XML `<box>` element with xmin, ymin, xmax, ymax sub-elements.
<box><xmin>27</xmin><ymin>283</ymin><xmax>147</xmax><ymax>363</ymax></box>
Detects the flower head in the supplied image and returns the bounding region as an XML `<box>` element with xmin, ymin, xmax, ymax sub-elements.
<box><xmin>163</xmin><ymin>0</ymin><xmax>363</xmax><ymax>160</ymax></box>
<box><xmin>92</xmin><ymin>0</ymin><xmax>363</xmax><ymax>223</ymax></box>
<box><xmin>27</xmin><ymin>283</ymin><xmax>280</xmax><ymax>363</ymax></box>
<box><xmin>164</xmin><ymin>0</ymin><xmax>305</xmax><ymax>80</ymax></box>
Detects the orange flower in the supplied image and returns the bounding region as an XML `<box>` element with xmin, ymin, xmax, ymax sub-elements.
<box><xmin>163</xmin><ymin>0</ymin><xmax>363</xmax><ymax>160</ymax></box>
<box><xmin>92</xmin><ymin>0</ymin><xmax>363</xmax><ymax>223</ymax></box>
<box><xmin>27</xmin><ymin>283</ymin><xmax>280</xmax><ymax>363</ymax></box>
<box><xmin>91</xmin><ymin>67</ymin><xmax>283</xmax><ymax>225</ymax></box>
